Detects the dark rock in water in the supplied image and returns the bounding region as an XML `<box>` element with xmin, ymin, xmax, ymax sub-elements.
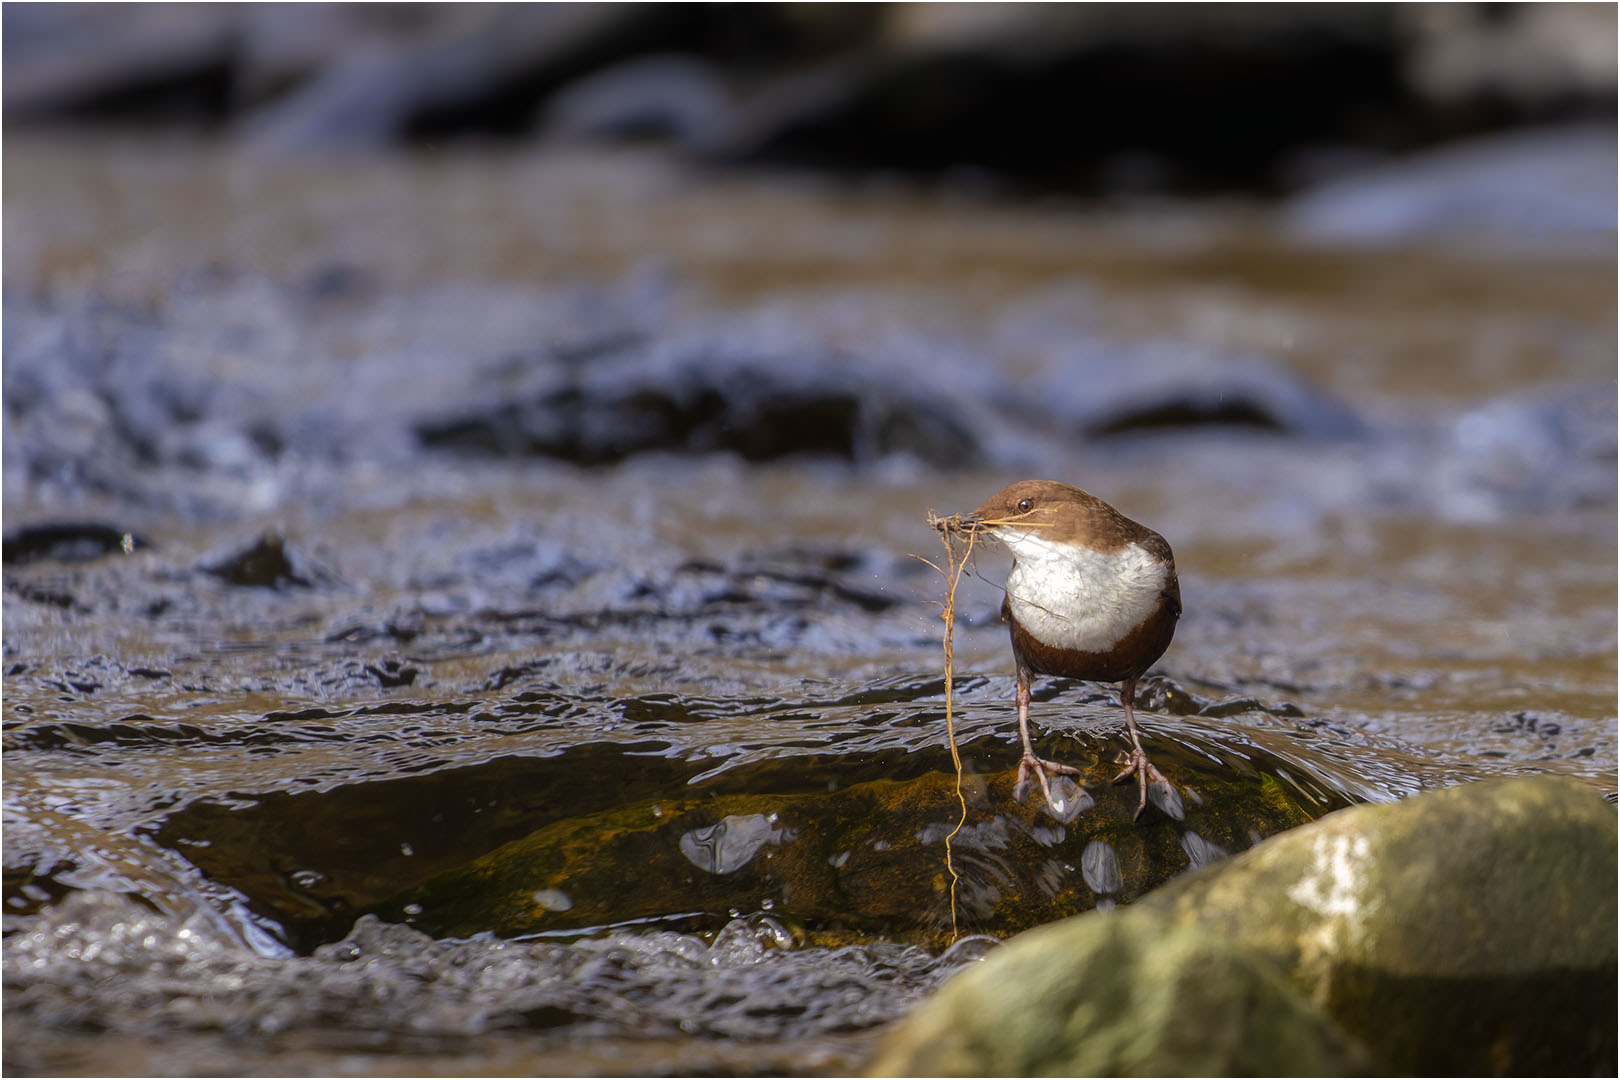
<box><xmin>201</xmin><ymin>531</ymin><xmax>340</xmax><ymax>590</ymax></box>
<box><xmin>416</xmin><ymin>362</ymin><xmax>984</xmax><ymax>467</ymax></box>
<box><xmin>1081</xmin><ymin>365</ymin><xmax>1364</xmax><ymax>440</ymax></box>
<box><xmin>869</xmin><ymin>775</ymin><xmax>1617</xmax><ymax>1077</ymax></box>
<box><xmin>142</xmin><ymin>704</ymin><xmax>1359</xmax><ymax>954</ymax></box>
<box><xmin>372</xmin><ymin>729</ymin><xmax>1354</xmax><ymax>948</ymax></box>
<box><xmin>1011</xmin><ymin>345</ymin><xmax>1366</xmax><ymax>443</ymax></box>
<box><xmin>2</xmin><ymin>522</ymin><xmax>148</xmax><ymax>565</ymax></box>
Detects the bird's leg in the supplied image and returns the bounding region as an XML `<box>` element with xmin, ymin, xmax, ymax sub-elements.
<box><xmin>1013</xmin><ymin>668</ymin><xmax>1082</xmax><ymax>806</ymax></box>
<box><xmin>1110</xmin><ymin>677</ymin><xmax>1171</xmax><ymax>819</ymax></box>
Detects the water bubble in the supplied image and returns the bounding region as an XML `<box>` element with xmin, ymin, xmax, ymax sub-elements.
<box><xmin>532</xmin><ymin>888</ymin><xmax>574</xmax><ymax>912</ymax></box>
<box><xmin>1149</xmin><ymin>777</ymin><xmax>1186</xmax><ymax>821</ymax></box>
<box><xmin>1043</xmin><ymin>777</ymin><xmax>1094</xmax><ymax>823</ymax></box>
<box><xmin>935</xmin><ymin>934</ymin><xmax>999</xmax><ymax>966</ymax></box>
<box><xmin>1181</xmin><ymin>830</ymin><xmax>1229</xmax><ymax>869</ymax></box>
<box><xmin>678</xmin><ymin>814</ymin><xmax>780</xmax><ymax>874</ymax></box>
<box><xmin>1081</xmin><ymin>839</ymin><xmax>1123</xmax><ymax>895</ymax></box>
<box><xmin>1028</xmin><ymin>823</ymin><xmax>1066</xmax><ymax>847</ymax></box>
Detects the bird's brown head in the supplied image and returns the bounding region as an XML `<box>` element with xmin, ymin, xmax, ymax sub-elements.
<box><xmin>963</xmin><ymin>479</ymin><xmax>1154</xmax><ymax>553</ymax></box>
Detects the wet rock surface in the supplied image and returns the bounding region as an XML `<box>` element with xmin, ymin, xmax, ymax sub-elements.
<box><xmin>414</xmin><ymin>357</ymin><xmax>986</xmax><ymax>467</ymax></box>
<box><xmin>9</xmin><ymin>651</ymin><xmax>1364</xmax><ymax>956</ymax></box>
<box><xmin>1137</xmin><ymin>773</ymin><xmax>1619</xmax><ymax>1075</ymax></box>
<box><xmin>1</xmin><ymin>521</ymin><xmax>148</xmax><ymax>566</ymax></box>
<box><xmin>871</xmin><ymin>914</ymin><xmax>1371</xmax><ymax>1077</ymax></box>
<box><xmin>371</xmin><ymin>724</ymin><xmax>1351</xmax><ymax>947</ymax></box>
<box><xmin>870</xmin><ymin>775</ymin><xmax>1618</xmax><ymax>1077</ymax></box>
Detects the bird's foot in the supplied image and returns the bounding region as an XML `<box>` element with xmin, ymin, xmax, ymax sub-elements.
<box><xmin>1014</xmin><ymin>753</ymin><xmax>1085</xmax><ymax>812</ymax></box>
<box><xmin>1112</xmin><ymin>747</ymin><xmax>1181</xmax><ymax>821</ymax></box>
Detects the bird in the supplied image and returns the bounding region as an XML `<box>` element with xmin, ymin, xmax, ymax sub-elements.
<box><xmin>955</xmin><ymin>479</ymin><xmax>1181</xmax><ymax>818</ymax></box>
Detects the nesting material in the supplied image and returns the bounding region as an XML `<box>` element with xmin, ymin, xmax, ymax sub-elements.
<box><xmin>917</xmin><ymin>511</ymin><xmax>978</xmax><ymax>940</ymax></box>
<box><xmin>920</xmin><ymin>507</ymin><xmax>1052</xmax><ymax>938</ymax></box>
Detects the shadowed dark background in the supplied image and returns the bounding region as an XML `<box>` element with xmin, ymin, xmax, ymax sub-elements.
<box><xmin>6</xmin><ymin>3</ymin><xmax>1614</xmax><ymax>190</ymax></box>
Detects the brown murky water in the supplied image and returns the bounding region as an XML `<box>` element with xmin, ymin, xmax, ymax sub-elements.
<box><xmin>4</xmin><ymin>138</ymin><xmax>1615</xmax><ymax>1075</ymax></box>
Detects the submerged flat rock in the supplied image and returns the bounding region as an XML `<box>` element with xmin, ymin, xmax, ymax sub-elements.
<box><xmin>377</xmin><ymin>722</ymin><xmax>1357</xmax><ymax>947</ymax></box>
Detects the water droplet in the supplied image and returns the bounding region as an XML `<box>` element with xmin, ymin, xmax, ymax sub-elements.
<box><xmin>1028</xmin><ymin>823</ymin><xmax>1066</xmax><ymax>847</ymax></box>
<box><xmin>1081</xmin><ymin>839</ymin><xmax>1123</xmax><ymax>895</ymax></box>
<box><xmin>399</xmin><ymin>842</ymin><xmax>415</xmax><ymax>856</ymax></box>
<box><xmin>678</xmin><ymin>814</ymin><xmax>780</xmax><ymax>874</ymax></box>
<box><xmin>1148</xmin><ymin>778</ymin><xmax>1185</xmax><ymax>821</ymax></box>
<box><xmin>531</xmin><ymin>888</ymin><xmax>573</xmax><ymax>912</ymax></box>
<box><xmin>1181</xmin><ymin>830</ymin><xmax>1229</xmax><ymax>869</ymax></box>
<box><xmin>1043</xmin><ymin>777</ymin><xmax>1094</xmax><ymax>823</ymax></box>
<box><xmin>403</xmin><ymin>903</ymin><xmax>423</xmax><ymax>916</ymax></box>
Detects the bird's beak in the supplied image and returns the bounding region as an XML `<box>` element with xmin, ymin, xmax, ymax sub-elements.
<box><xmin>930</xmin><ymin>508</ymin><xmax>985</xmax><ymax>538</ymax></box>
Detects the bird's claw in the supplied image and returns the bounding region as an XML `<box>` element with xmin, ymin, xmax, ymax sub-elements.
<box><xmin>1015</xmin><ymin>753</ymin><xmax>1083</xmax><ymax>808</ymax></box>
<box><xmin>1112</xmin><ymin>747</ymin><xmax>1176</xmax><ymax>821</ymax></box>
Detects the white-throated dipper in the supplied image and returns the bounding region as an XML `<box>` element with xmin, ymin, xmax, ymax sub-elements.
<box><xmin>952</xmin><ymin>479</ymin><xmax>1181</xmax><ymax>819</ymax></box>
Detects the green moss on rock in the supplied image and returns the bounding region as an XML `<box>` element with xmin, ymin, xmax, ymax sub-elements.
<box><xmin>869</xmin><ymin>775</ymin><xmax>1617</xmax><ymax>1075</ymax></box>
<box><xmin>867</xmin><ymin>912</ymin><xmax>1370</xmax><ymax>1076</ymax></box>
<box><xmin>377</xmin><ymin>729</ymin><xmax>1353</xmax><ymax>946</ymax></box>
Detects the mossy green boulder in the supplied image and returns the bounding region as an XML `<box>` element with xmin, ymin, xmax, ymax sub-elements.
<box><xmin>868</xmin><ymin>911</ymin><xmax>1369</xmax><ymax>1075</ymax></box>
<box><xmin>869</xmin><ymin>775</ymin><xmax>1616</xmax><ymax>1076</ymax></box>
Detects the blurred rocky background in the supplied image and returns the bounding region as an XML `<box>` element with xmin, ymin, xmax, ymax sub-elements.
<box><xmin>6</xmin><ymin>2</ymin><xmax>1615</xmax><ymax>194</ymax></box>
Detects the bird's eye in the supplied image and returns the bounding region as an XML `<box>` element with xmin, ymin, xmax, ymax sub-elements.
<box><xmin>1017</xmin><ymin>498</ymin><xmax>1033</xmax><ymax>513</ymax></box>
